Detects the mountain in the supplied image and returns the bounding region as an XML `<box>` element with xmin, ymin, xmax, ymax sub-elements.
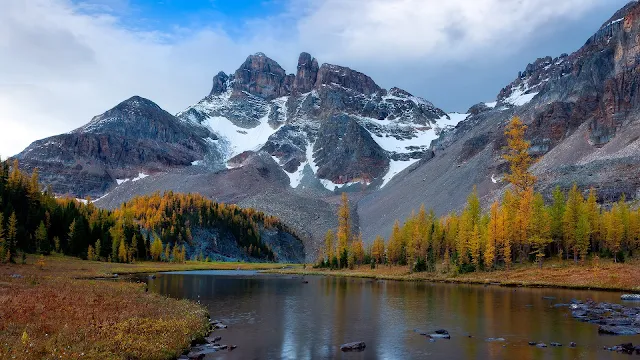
<box><xmin>14</xmin><ymin>1</ymin><xmax>640</xmax><ymax>259</ymax></box>
<box><xmin>16</xmin><ymin>96</ymin><xmax>221</xmax><ymax>197</ymax></box>
<box><xmin>177</xmin><ymin>52</ymin><xmax>459</xmax><ymax>191</ymax></box>
<box><xmin>359</xmin><ymin>0</ymin><xmax>640</xmax><ymax>242</ymax></box>
<box><xmin>15</xmin><ymin>52</ymin><xmax>463</xmax><ymax>259</ymax></box>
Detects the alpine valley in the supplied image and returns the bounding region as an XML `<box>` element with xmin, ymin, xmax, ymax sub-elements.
<box><xmin>14</xmin><ymin>1</ymin><xmax>640</xmax><ymax>260</ymax></box>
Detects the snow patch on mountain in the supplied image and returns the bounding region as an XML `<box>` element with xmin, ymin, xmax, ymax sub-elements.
<box><xmin>363</xmin><ymin>112</ymin><xmax>468</xmax><ymax>155</ymax></box>
<box><xmin>115</xmin><ymin>172</ymin><xmax>148</xmax><ymax>185</ymax></box>
<box><xmin>505</xmin><ymin>87</ymin><xmax>539</xmax><ymax>106</ymax></box>
<box><xmin>202</xmin><ymin>115</ymin><xmax>279</xmax><ymax>160</ymax></box>
<box><xmin>382</xmin><ymin>159</ymin><xmax>419</xmax><ymax>187</ymax></box>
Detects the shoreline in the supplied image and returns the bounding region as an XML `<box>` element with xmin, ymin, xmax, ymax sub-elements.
<box><xmin>0</xmin><ymin>255</ymin><xmax>295</xmax><ymax>360</ymax></box>
<box><xmin>263</xmin><ymin>261</ymin><xmax>640</xmax><ymax>293</ymax></box>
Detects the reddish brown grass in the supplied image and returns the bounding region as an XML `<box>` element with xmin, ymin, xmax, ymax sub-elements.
<box><xmin>0</xmin><ymin>255</ymin><xmax>290</xmax><ymax>360</ymax></box>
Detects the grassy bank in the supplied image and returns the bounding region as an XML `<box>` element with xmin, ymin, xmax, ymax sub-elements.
<box><xmin>0</xmin><ymin>255</ymin><xmax>297</xmax><ymax>360</ymax></box>
<box><xmin>267</xmin><ymin>259</ymin><xmax>640</xmax><ymax>292</ymax></box>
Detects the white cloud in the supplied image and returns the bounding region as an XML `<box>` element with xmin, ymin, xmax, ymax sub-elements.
<box><xmin>296</xmin><ymin>0</ymin><xmax>604</xmax><ymax>62</ymax></box>
<box><xmin>0</xmin><ymin>0</ymin><xmax>617</xmax><ymax>158</ymax></box>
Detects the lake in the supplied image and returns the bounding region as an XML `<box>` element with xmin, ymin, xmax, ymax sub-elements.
<box><xmin>147</xmin><ymin>271</ymin><xmax>636</xmax><ymax>359</ymax></box>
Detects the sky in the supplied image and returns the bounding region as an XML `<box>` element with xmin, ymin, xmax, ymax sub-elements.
<box><xmin>0</xmin><ymin>0</ymin><xmax>631</xmax><ymax>158</ymax></box>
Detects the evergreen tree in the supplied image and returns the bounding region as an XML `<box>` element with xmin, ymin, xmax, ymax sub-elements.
<box><xmin>7</xmin><ymin>212</ymin><xmax>18</xmax><ymax>263</ymax></box>
<box><xmin>550</xmin><ymin>186</ymin><xmax>565</xmax><ymax>251</ymax></box>
<box><xmin>371</xmin><ymin>235</ymin><xmax>386</xmax><ymax>265</ymax></box>
<box><xmin>150</xmin><ymin>235</ymin><xmax>163</xmax><ymax>261</ymax></box>
<box><xmin>529</xmin><ymin>193</ymin><xmax>551</xmax><ymax>268</ymax></box>
<box><xmin>575</xmin><ymin>211</ymin><xmax>591</xmax><ymax>263</ymax></box>
<box><xmin>469</xmin><ymin>223</ymin><xmax>481</xmax><ymax>268</ymax></box>
<box><xmin>0</xmin><ymin>212</ymin><xmax>5</xmax><ymax>262</ymax></box>
<box><xmin>94</xmin><ymin>239</ymin><xmax>101</xmax><ymax>261</ymax></box>
<box><xmin>563</xmin><ymin>184</ymin><xmax>582</xmax><ymax>262</ymax></box>
<box><xmin>485</xmin><ymin>201</ymin><xmax>499</xmax><ymax>270</ymax></box>
<box><xmin>87</xmin><ymin>245</ymin><xmax>95</xmax><ymax>261</ymax></box>
<box><xmin>503</xmin><ymin>116</ymin><xmax>536</xmax><ymax>195</ymax></box>
<box><xmin>35</xmin><ymin>221</ymin><xmax>48</xmax><ymax>254</ymax></box>
<box><xmin>323</xmin><ymin>229</ymin><xmax>335</xmax><ymax>265</ymax></box>
<box><xmin>585</xmin><ymin>188</ymin><xmax>600</xmax><ymax>252</ymax></box>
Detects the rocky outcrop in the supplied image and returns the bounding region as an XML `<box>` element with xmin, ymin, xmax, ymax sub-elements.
<box><xmin>231</xmin><ymin>53</ymin><xmax>294</xmax><ymax>100</ymax></box>
<box><xmin>313</xmin><ymin>114</ymin><xmax>389</xmax><ymax>184</ymax></box>
<box><xmin>315</xmin><ymin>63</ymin><xmax>381</xmax><ymax>95</ymax></box>
<box><xmin>293</xmin><ymin>52</ymin><xmax>319</xmax><ymax>94</ymax></box>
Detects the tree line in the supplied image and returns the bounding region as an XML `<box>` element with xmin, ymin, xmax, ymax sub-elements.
<box><xmin>0</xmin><ymin>159</ymin><xmax>299</xmax><ymax>263</ymax></box>
<box><xmin>317</xmin><ymin>117</ymin><xmax>639</xmax><ymax>273</ymax></box>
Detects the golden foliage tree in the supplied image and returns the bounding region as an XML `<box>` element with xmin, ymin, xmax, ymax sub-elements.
<box><xmin>503</xmin><ymin>116</ymin><xmax>536</xmax><ymax>195</ymax></box>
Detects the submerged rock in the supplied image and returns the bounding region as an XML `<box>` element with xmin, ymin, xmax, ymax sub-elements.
<box><xmin>205</xmin><ymin>335</ymin><xmax>222</xmax><ymax>344</ymax></box>
<box><xmin>486</xmin><ymin>338</ymin><xmax>506</xmax><ymax>342</ymax></box>
<box><xmin>340</xmin><ymin>341</ymin><xmax>366</xmax><ymax>352</ymax></box>
<box><xmin>429</xmin><ymin>329</ymin><xmax>451</xmax><ymax>339</ymax></box>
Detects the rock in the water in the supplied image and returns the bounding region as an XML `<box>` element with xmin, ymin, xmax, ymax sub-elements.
<box><xmin>598</xmin><ymin>325</ymin><xmax>639</xmax><ymax>335</ymax></box>
<box><xmin>206</xmin><ymin>335</ymin><xmax>222</xmax><ymax>344</ymax></box>
<box><xmin>229</xmin><ymin>345</ymin><xmax>237</xmax><ymax>351</ymax></box>
<box><xmin>550</xmin><ymin>342</ymin><xmax>562</xmax><ymax>347</ymax></box>
<box><xmin>607</xmin><ymin>343</ymin><xmax>635</xmax><ymax>354</ymax></box>
<box><xmin>536</xmin><ymin>343</ymin><xmax>548</xmax><ymax>348</ymax></box>
<box><xmin>569</xmin><ymin>342</ymin><xmax>577</xmax><ymax>348</ymax></box>
<box><xmin>340</xmin><ymin>341</ymin><xmax>366</xmax><ymax>352</ymax></box>
<box><xmin>429</xmin><ymin>329</ymin><xmax>451</xmax><ymax>339</ymax></box>
<box><xmin>542</xmin><ymin>296</ymin><xmax>556</xmax><ymax>300</ymax></box>
<box><xmin>621</xmin><ymin>294</ymin><xmax>640</xmax><ymax>301</ymax></box>
<box><xmin>486</xmin><ymin>338</ymin><xmax>506</xmax><ymax>342</ymax></box>
<box><xmin>528</xmin><ymin>341</ymin><xmax>537</xmax><ymax>346</ymax></box>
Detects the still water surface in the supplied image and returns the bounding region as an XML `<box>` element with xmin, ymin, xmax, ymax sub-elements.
<box><xmin>147</xmin><ymin>271</ymin><xmax>636</xmax><ymax>359</ymax></box>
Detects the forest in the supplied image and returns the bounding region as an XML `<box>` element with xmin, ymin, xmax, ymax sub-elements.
<box><xmin>318</xmin><ymin>117</ymin><xmax>640</xmax><ymax>273</ymax></box>
<box><xmin>0</xmin><ymin>159</ymin><xmax>298</xmax><ymax>263</ymax></box>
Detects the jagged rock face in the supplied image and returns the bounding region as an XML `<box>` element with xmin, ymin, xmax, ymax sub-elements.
<box><xmin>210</xmin><ymin>71</ymin><xmax>229</xmax><ymax>96</ymax></box>
<box><xmin>313</xmin><ymin>115</ymin><xmax>389</xmax><ymax>184</ymax></box>
<box><xmin>315</xmin><ymin>63</ymin><xmax>381</xmax><ymax>95</ymax></box>
<box><xmin>16</xmin><ymin>96</ymin><xmax>217</xmax><ymax>197</ymax></box>
<box><xmin>179</xmin><ymin>52</ymin><xmax>457</xmax><ymax>191</ymax></box>
<box><xmin>231</xmin><ymin>53</ymin><xmax>294</xmax><ymax>100</ymax></box>
<box><xmin>293</xmin><ymin>52</ymin><xmax>319</xmax><ymax>94</ymax></box>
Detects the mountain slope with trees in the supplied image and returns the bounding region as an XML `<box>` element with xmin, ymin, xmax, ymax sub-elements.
<box><xmin>0</xmin><ymin>159</ymin><xmax>304</xmax><ymax>264</ymax></box>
